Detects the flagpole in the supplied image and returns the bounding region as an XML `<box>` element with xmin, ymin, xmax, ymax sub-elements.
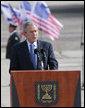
<box><xmin>80</xmin><ymin>20</ymin><xmax>84</xmax><ymax>89</ymax></box>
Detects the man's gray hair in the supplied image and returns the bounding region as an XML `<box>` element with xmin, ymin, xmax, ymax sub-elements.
<box><xmin>23</xmin><ymin>21</ymin><xmax>38</xmax><ymax>33</ymax></box>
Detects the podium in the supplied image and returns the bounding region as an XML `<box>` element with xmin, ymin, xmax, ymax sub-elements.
<box><xmin>10</xmin><ymin>70</ymin><xmax>81</xmax><ymax>107</ymax></box>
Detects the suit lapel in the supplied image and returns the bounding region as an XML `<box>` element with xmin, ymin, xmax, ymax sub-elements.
<box><xmin>22</xmin><ymin>40</ymin><xmax>35</xmax><ymax>69</ymax></box>
<box><xmin>21</xmin><ymin>41</ymin><xmax>32</xmax><ymax>62</ymax></box>
<box><xmin>22</xmin><ymin>40</ymin><xmax>30</xmax><ymax>54</ymax></box>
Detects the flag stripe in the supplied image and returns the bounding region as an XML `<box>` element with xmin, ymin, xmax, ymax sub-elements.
<box><xmin>49</xmin><ymin>15</ymin><xmax>63</xmax><ymax>30</ymax></box>
<box><xmin>1</xmin><ymin>4</ymin><xmax>8</xmax><ymax>8</ymax></box>
<box><xmin>42</xmin><ymin>29</ymin><xmax>58</xmax><ymax>40</ymax></box>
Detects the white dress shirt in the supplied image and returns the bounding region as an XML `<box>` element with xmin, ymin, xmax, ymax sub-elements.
<box><xmin>26</xmin><ymin>40</ymin><xmax>37</xmax><ymax>51</ymax></box>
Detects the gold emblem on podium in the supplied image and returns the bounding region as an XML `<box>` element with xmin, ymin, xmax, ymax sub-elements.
<box><xmin>35</xmin><ymin>81</ymin><xmax>58</xmax><ymax>106</ymax></box>
<box><xmin>41</xmin><ymin>85</ymin><xmax>52</xmax><ymax>99</ymax></box>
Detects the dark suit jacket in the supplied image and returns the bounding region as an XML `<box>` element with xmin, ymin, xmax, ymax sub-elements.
<box><xmin>6</xmin><ymin>32</ymin><xmax>20</xmax><ymax>59</ymax></box>
<box><xmin>9</xmin><ymin>40</ymin><xmax>58</xmax><ymax>73</ymax></box>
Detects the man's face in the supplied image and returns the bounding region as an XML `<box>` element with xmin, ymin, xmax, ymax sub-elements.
<box><xmin>9</xmin><ymin>26</ymin><xmax>14</xmax><ymax>33</ymax></box>
<box><xmin>24</xmin><ymin>25</ymin><xmax>38</xmax><ymax>44</ymax></box>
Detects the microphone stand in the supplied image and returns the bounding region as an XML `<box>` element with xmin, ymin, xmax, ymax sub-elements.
<box><xmin>34</xmin><ymin>49</ymin><xmax>43</xmax><ymax>70</ymax></box>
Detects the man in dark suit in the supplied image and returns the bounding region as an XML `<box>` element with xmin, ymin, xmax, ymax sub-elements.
<box><xmin>6</xmin><ymin>23</ymin><xmax>20</xmax><ymax>59</ymax></box>
<box><xmin>9</xmin><ymin>22</ymin><xmax>58</xmax><ymax>73</ymax></box>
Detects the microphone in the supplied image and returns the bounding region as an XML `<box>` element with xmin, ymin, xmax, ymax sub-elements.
<box><xmin>34</xmin><ymin>49</ymin><xmax>40</xmax><ymax>62</ymax></box>
<box><xmin>41</xmin><ymin>49</ymin><xmax>47</xmax><ymax>69</ymax></box>
<box><xmin>41</xmin><ymin>49</ymin><xmax>46</xmax><ymax>59</ymax></box>
<box><xmin>34</xmin><ymin>49</ymin><xmax>43</xmax><ymax>70</ymax></box>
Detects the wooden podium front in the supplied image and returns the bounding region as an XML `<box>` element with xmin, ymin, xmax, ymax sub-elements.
<box><xmin>10</xmin><ymin>70</ymin><xmax>81</xmax><ymax>107</ymax></box>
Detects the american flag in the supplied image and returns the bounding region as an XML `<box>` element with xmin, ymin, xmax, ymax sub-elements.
<box><xmin>30</xmin><ymin>1</ymin><xmax>63</xmax><ymax>40</ymax></box>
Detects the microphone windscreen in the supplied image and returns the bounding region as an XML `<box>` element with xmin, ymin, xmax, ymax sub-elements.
<box><xmin>34</xmin><ymin>49</ymin><xmax>39</xmax><ymax>54</ymax></box>
<box><xmin>41</xmin><ymin>49</ymin><xmax>45</xmax><ymax>54</ymax></box>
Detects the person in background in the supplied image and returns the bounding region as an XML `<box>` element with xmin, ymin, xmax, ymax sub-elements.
<box><xmin>6</xmin><ymin>23</ymin><xmax>20</xmax><ymax>59</ymax></box>
<box><xmin>9</xmin><ymin>22</ymin><xmax>58</xmax><ymax>73</ymax></box>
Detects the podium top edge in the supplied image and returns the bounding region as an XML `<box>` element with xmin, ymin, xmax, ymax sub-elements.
<box><xmin>11</xmin><ymin>70</ymin><xmax>81</xmax><ymax>73</ymax></box>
